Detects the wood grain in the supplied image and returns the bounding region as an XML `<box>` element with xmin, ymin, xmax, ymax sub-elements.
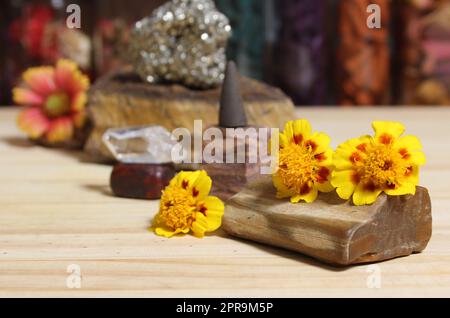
<box><xmin>1</xmin><ymin>107</ymin><xmax>450</xmax><ymax>297</ymax></box>
<box><xmin>223</xmin><ymin>178</ymin><xmax>432</xmax><ymax>265</ymax></box>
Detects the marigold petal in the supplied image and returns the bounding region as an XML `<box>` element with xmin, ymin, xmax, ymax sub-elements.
<box><xmin>200</xmin><ymin>196</ymin><xmax>224</xmax><ymax>231</ymax></box>
<box><xmin>191</xmin><ymin>170</ymin><xmax>212</xmax><ymax>199</ymax></box>
<box><xmin>200</xmin><ymin>211</ymin><xmax>222</xmax><ymax>232</ymax></box>
<box><xmin>308</xmin><ymin>132</ymin><xmax>331</xmax><ymax>154</ymax></box>
<box><xmin>170</xmin><ymin>170</ymin><xmax>213</xmax><ymax>200</ymax></box>
<box><xmin>205</xmin><ymin>216</ymin><xmax>222</xmax><ymax>233</ymax></box>
<box><xmin>348</xmin><ymin>135</ymin><xmax>372</xmax><ymax>148</ymax></box>
<box><xmin>174</xmin><ymin>171</ymin><xmax>199</xmax><ymax>188</ymax></box>
<box><xmin>315</xmin><ymin>148</ymin><xmax>333</xmax><ymax>166</ymax></box>
<box><xmin>171</xmin><ymin>171</ymin><xmax>186</xmax><ymax>187</ymax></box>
<box><xmin>293</xmin><ymin>119</ymin><xmax>312</xmax><ymax>139</ymax></box>
<box><xmin>22</xmin><ymin>66</ymin><xmax>56</xmax><ymax>97</ymax></box>
<box><xmin>404</xmin><ymin>165</ymin><xmax>420</xmax><ymax>185</ymax></box>
<box><xmin>410</xmin><ymin>152</ymin><xmax>426</xmax><ymax>166</ymax></box>
<box><xmin>334</xmin><ymin>136</ymin><xmax>372</xmax><ymax>170</ymax></box>
<box><xmin>278</xmin><ymin>133</ymin><xmax>289</xmax><ymax>148</ymax></box>
<box><xmin>396</xmin><ymin>136</ymin><xmax>426</xmax><ymax>166</ymax></box>
<box><xmin>336</xmin><ymin>187</ymin><xmax>354</xmax><ymax>201</ymax></box>
<box><xmin>273</xmin><ymin>174</ymin><xmax>295</xmax><ymax>199</ymax></box>
<box><xmin>191</xmin><ymin>213</ymin><xmax>209</xmax><ymax>238</ymax></box>
<box><xmin>72</xmin><ymin>71</ymin><xmax>90</xmax><ymax>93</ymax></box>
<box><xmin>55</xmin><ymin>59</ymin><xmax>77</xmax><ymax>90</ymax></box>
<box><xmin>154</xmin><ymin>226</ymin><xmax>189</xmax><ymax>238</ymax></box>
<box><xmin>290</xmin><ymin>187</ymin><xmax>318</xmax><ymax>203</ymax></box>
<box><xmin>71</xmin><ymin>92</ymin><xmax>87</xmax><ymax>112</ymax></box>
<box><xmin>283</xmin><ymin>121</ymin><xmax>295</xmax><ymax>142</ymax></box>
<box><xmin>13</xmin><ymin>88</ymin><xmax>44</xmax><ymax>106</ymax></box>
<box><xmin>334</xmin><ymin>151</ymin><xmax>360</xmax><ymax>170</ymax></box>
<box><xmin>45</xmin><ymin>117</ymin><xmax>74</xmax><ymax>143</ymax></box>
<box><xmin>332</xmin><ymin>170</ymin><xmax>357</xmax><ymax>200</ymax></box>
<box><xmin>315</xmin><ymin>180</ymin><xmax>335</xmax><ymax>193</ymax></box>
<box><xmin>55</xmin><ymin>59</ymin><xmax>89</xmax><ymax>95</ymax></box>
<box><xmin>384</xmin><ymin>182</ymin><xmax>416</xmax><ymax>196</ymax></box>
<box><xmin>202</xmin><ymin>196</ymin><xmax>225</xmax><ymax>215</ymax></box>
<box><xmin>352</xmin><ymin>184</ymin><xmax>382</xmax><ymax>206</ymax></box>
<box><xmin>372</xmin><ymin>121</ymin><xmax>405</xmax><ymax>140</ymax></box>
<box><xmin>333</xmin><ymin>156</ymin><xmax>353</xmax><ymax>171</ymax></box>
<box><xmin>397</xmin><ymin>135</ymin><xmax>422</xmax><ymax>151</ymax></box>
<box><xmin>154</xmin><ymin>226</ymin><xmax>177</xmax><ymax>238</ymax></box>
<box><xmin>17</xmin><ymin>108</ymin><xmax>50</xmax><ymax>139</ymax></box>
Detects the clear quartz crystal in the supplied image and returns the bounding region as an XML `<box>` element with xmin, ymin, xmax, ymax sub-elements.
<box><xmin>102</xmin><ymin>126</ymin><xmax>177</xmax><ymax>164</ymax></box>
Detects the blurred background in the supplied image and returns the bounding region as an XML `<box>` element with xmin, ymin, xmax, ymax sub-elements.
<box><xmin>0</xmin><ymin>0</ymin><xmax>449</xmax><ymax>106</ymax></box>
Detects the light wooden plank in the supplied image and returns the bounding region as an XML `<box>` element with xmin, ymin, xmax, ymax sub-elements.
<box><xmin>0</xmin><ymin>107</ymin><xmax>449</xmax><ymax>297</ymax></box>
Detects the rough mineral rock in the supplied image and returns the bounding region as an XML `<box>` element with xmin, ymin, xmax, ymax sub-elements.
<box><xmin>110</xmin><ymin>163</ymin><xmax>175</xmax><ymax>200</ymax></box>
<box><xmin>201</xmin><ymin>127</ymin><xmax>269</xmax><ymax>201</ymax></box>
<box><xmin>85</xmin><ymin>70</ymin><xmax>295</xmax><ymax>161</ymax></box>
<box><xmin>222</xmin><ymin>177</ymin><xmax>432</xmax><ymax>266</ymax></box>
<box><xmin>103</xmin><ymin>125</ymin><xmax>176</xmax><ymax>164</ymax></box>
<box><xmin>128</xmin><ymin>0</ymin><xmax>231</xmax><ymax>89</ymax></box>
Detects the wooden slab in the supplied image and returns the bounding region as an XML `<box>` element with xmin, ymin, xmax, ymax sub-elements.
<box><xmin>1</xmin><ymin>107</ymin><xmax>450</xmax><ymax>297</ymax></box>
<box><xmin>85</xmin><ymin>69</ymin><xmax>295</xmax><ymax>160</ymax></box>
<box><xmin>222</xmin><ymin>176</ymin><xmax>432</xmax><ymax>266</ymax></box>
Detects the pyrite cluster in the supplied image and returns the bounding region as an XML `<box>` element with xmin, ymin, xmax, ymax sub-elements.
<box><xmin>128</xmin><ymin>0</ymin><xmax>231</xmax><ymax>89</ymax></box>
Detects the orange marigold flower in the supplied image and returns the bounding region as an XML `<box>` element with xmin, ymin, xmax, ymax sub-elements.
<box><xmin>13</xmin><ymin>59</ymin><xmax>89</xmax><ymax>144</ymax></box>
<box><xmin>331</xmin><ymin>121</ymin><xmax>426</xmax><ymax>206</ymax></box>
<box><xmin>151</xmin><ymin>171</ymin><xmax>225</xmax><ymax>238</ymax></box>
<box><xmin>271</xmin><ymin>119</ymin><xmax>334</xmax><ymax>203</ymax></box>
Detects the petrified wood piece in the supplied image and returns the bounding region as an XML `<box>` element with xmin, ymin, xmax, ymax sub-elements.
<box><xmin>222</xmin><ymin>177</ymin><xmax>432</xmax><ymax>266</ymax></box>
<box><xmin>85</xmin><ymin>69</ymin><xmax>295</xmax><ymax>160</ymax></box>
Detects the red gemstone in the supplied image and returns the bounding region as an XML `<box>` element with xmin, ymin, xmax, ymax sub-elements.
<box><xmin>110</xmin><ymin>163</ymin><xmax>176</xmax><ymax>200</ymax></box>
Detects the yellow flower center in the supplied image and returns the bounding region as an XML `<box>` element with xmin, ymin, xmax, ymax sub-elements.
<box><xmin>355</xmin><ymin>143</ymin><xmax>410</xmax><ymax>189</ymax></box>
<box><xmin>159</xmin><ymin>186</ymin><xmax>196</xmax><ymax>231</ymax></box>
<box><xmin>45</xmin><ymin>93</ymin><xmax>70</xmax><ymax>118</ymax></box>
<box><xmin>278</xmin><ymin>143</ymin><xmax>318</xmax><ymax>194</ymax></box>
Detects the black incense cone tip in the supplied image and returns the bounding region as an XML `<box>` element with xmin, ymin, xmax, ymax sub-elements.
<box><xmin>219</xmin><ymin>61</ymin><xmax>248</xmax><ymax>128</ymax></box>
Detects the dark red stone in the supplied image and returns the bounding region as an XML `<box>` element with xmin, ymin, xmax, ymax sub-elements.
<box><xmin>110</xmin><ymin>163</ymin><xmax>176</xmax><ymax>200</ymax></box>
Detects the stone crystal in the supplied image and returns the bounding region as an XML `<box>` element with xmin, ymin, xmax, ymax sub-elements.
<box><xmin>102</xmin><ymin>126</ymin><xmax>177</xmax><ymax>164</ymax></box>
<box><xmin>110</xmin><ymin>163</ymin><xmax>175</xmax><ymax>200</ymax></box>
<box><xmin>128</xmin><ymin>0</ymin><xmax>231</xmax><ymax>89</ymax></box>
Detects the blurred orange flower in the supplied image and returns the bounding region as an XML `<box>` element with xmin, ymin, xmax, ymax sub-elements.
<box><xmin>13</xmin><ymin>59</ymin><xmax>89</xmax><ymax>144</ymax></box>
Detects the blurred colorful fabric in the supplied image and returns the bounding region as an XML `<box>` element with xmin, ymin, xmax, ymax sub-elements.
<box><xmin>0</xmin><ymin>0</ymin><xmax>449</xmax><ymax>106</ymax></box>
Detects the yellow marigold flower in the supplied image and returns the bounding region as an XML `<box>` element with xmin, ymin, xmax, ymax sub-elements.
<box><xmin>332</xmin><ymin>121</ymin><xmax>426</xmax><ymax>206</ymax></box>
<box><xmin>272</xmin><ymin>119</ymin><xmax>334</xmax><ymax>203</ymax></box>
<box><xmin>152</xmin><ymin>170</ymin><xmax>224</xmax><ymax>238</ymax></box>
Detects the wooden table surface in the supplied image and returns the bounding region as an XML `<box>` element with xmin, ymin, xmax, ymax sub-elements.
<box><xmin>0</xmin><ymin>107</ymin><xmax>449</xmax><ymax>298</ymax></box>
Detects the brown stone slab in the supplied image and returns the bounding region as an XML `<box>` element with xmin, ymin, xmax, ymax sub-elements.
<box><xmin>222</xmin><ymin>176</ymin><xmax>432</xmax><ymax>266</ymax></box>
<box><xmin>85</xmin><ymin>69</ymin><xmax>295</xmax><ymax>161</ymax></box>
